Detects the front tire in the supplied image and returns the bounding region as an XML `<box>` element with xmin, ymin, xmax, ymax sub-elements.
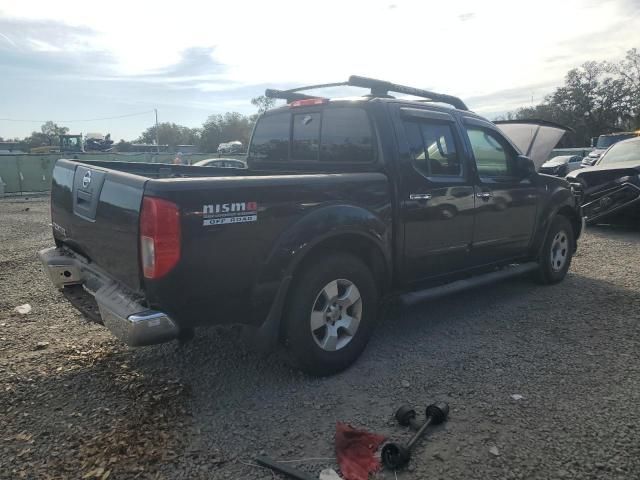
<box><xmin>283</xmin><ymin>253</ymin><xmax>378</xmax><ymax>376</ymax></box>
<box><xmin>536</xmin><ymin>215</ymin><xmax>575</xmax><ymax>284</ymax></box>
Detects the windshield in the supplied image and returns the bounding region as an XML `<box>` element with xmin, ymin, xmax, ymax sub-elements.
<box><xmin>599</xmin><ymin>140</ymin><xmax>640</xmax><ymax>165</ymax></box>
<box><xmin>596</xmin><ymin>133</ymin><xmax>636</xmax><ymax>149</ymax></box>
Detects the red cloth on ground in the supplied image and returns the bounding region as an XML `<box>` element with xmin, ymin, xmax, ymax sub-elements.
<box><xmin>335</xmin><ymin>422</ymin><xmax>386</xmax><ymax>480</ymax></box>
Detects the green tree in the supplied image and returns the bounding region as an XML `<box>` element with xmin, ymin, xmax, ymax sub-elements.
<box><xmin>198</xmin><ymin>112</ymin><xmax>253</xmax><ymax>153</ymax></box>
<box><xmin>507</xmin><ymin>52</ymin><xmax>639</xmax><ymax>145</ymax></box>
<box><xmin>19</xmin><ymin>121</ymin><xmax>69</xmax><ymax>150</ymax></box>
<box><xmin>136</xmin><ymin>122</ymin><xmax>200</xmax><ymax>150</ymax></box>
<box><xmin>251</xmin><ymin>95</ymin><xmax>276</xmax><ymax>114</ymax></box>
<box><xmin>605</xmin><ymin>48</ymin><xmax>640</xmax><ymax>128</ymax></box>
<box><xmin>115</xmin><ymin>139</ymin><xmax>133</xmax><ymax>152</ymax></box>
<box><xmin>40</xmin><ymin>121</ymin><xmax>69</xmax><ymax>144</ymax></box>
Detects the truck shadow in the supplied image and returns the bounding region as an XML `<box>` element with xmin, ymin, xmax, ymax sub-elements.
<box><xmin>8</xmin><ymin>271</ymin><xmax>637</xmax><ymax>478</ymax></box>
<box><xmin>129</xmin><ymin>269</ymin><xmax>639</xmax><ymax>393</ymax></box>
<box><xmin>124</xmin><ymin>270</ymin><xmax>638</xmax><ymax>465</ymax></box>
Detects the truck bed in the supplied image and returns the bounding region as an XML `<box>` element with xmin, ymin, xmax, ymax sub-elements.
<box><xmin>76</xmin><ymin>159</ymin><xmax>253</xmax><ymax>179</ymax></box>
<box><xmin>49</xmin><ymin>158</ymin><xmax>392</xmax><ymax>331</ymax></box>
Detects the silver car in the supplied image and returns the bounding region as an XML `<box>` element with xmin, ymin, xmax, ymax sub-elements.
<box><xmin>539</xmin><ymin>155</ymin><xmax>583</xmax><ymax>177</ymax></box>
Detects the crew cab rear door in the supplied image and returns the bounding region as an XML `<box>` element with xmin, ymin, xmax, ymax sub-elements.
<box><xmin>393</xmin><ymin>106</ymin><xmax>476</xmax><ymax>283</ymax></box>
<box><xmin>462</xmin><ymin>117</ymin><xmax>539</xmax><ymax>264</ymax></box>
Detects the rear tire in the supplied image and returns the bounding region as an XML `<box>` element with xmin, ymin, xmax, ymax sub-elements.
<box><xmin>535</xmin><ymin>215</ymin><xmax>574</xmax><ymax>284</ymax></box>
<box><xmin>283</xmin><ymin>252</ymin><xmax>378</xmax><ymax>376</ymax></box>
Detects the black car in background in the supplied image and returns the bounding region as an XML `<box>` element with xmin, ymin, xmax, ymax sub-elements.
<box><xmin>568</xmin><ymin>137</ymin><xmax>640</xmax><ymax>224</ymax></box>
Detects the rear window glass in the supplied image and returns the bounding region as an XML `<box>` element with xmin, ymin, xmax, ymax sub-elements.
<box><xmin>249</xmin><ymin>107</ymin><xmax>375</xmax><ymax>163</ymax></box>
<box><xmin>292</xmin><ymin>113</ymin><xmax>320</xmax><ymax>161</ymax></box>
<box><xmin>249</xmin><ymin>112</ymin><xmax>290</xmax><ymax>161</ymax></box>
<box><xmin>320</xmin><ymin>108</ymin><xmax>374</xmax><ymax>162</ymax></box>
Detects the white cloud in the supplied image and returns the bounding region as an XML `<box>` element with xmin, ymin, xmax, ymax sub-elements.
<box><xmin>0</xmin><ymin>0</ymin><xmax>638</xmax><ymax>138</ymax></box>
<box><xmin>28</xmin><ymin>38</ymin><xmax>62</xmax><ymax>52</ymax></box>
<box><xmin>3</xmin><ymin>0</ymin><xmax>638</xmax><ymax>86</ymax></box>
<box><xmin>0</xmin><ymin>31</ymin><xmax>16</xmax><ymax>47</ymax></box>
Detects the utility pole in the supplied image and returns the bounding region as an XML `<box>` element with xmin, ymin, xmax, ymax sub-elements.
<box><xmin>154</xmin><ymin>108</ymin><xmax>160</xmax><ymax>154</ymax></box>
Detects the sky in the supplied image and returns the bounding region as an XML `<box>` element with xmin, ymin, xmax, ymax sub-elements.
<box><xmin>1</xmin><ymin>0</ymin><xmax>639</xmax><ymax>141</ymax></box>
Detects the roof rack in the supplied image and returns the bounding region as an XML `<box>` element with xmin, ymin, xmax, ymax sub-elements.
<box><xmin>265</xmin><ymin>75</ymin><xmax>468</xmax><ymax>111</ymax></box>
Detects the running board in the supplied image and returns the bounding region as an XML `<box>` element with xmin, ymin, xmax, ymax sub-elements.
<box><xmin>399</xmin><ymin>262</ymin><xmax>539</xmax><ymax>306</ymax></box>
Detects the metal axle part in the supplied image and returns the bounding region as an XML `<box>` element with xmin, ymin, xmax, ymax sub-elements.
<box><xmin>382</xmin><ymin>402</ymin><xmax>449</xmax><ymax>470</ymax></box>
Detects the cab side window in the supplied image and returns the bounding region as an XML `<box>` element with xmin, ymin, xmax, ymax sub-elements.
<box><xmin>320</xmin><ymin>108</ymin><xmax>374</xmax><ymax>162</ymax></box>
<box><xmin>403</xmin><ymin>120</ymin><xmax>462</xmax><ymax>177</ymax></box>
<box><xmin>465</xmin><ymin>127</ymin><xmax>517</xmax><ymax>177</ymax></box>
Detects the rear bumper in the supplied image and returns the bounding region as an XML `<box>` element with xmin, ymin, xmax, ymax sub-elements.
<box><xmin>38</xmin><ymin>246</ymin><xmax>179</xmax><ymax>346</ymax></box>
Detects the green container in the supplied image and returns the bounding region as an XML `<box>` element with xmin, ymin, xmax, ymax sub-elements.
<box><xmin>0</xmin><ymin>152</ymin><xmax>218</xmax><ymax>194</ymax></box>
<box><xmin>17</xmin><ymin>156</ymin><xmax>54</xmax><ymax>192</ymax></box>
<box><xmin>0</xmin><ymin>156</ymin><xmax>22</xmax><ymax>194</ymax></box>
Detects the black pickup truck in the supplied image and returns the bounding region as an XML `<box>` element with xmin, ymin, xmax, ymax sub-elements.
<box><xmin>40</xmin><ymin>76</ymin><xmax>583</xmax><ymax>376</ymax></box>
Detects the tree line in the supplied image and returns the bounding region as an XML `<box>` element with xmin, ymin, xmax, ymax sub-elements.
<box><xmin>131</xmin><ymin>96</ymin><xmax>275</xmax><ymax>152</ymax></box>
<box><xmin>499</xmin><ymin>48</ymin><xmax>639</xmax><ymax>146</ymax></box>
<box><xmin>1</xmin><ymin>121</ymin><xmax>71</xmax><ymax>150</ymax></box>
<box><xmin>3</xmin><ymin>96</ymin><xmax>276</xmax><ymax>153</ymax></box>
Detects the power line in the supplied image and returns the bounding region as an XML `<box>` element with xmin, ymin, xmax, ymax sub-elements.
<box><xmin>0</xmin><ymin>110</ymin><xmax>156</xmax><ymax>123</ymax></box>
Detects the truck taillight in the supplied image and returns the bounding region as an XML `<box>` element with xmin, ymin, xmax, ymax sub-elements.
<box><xmin>140</xmin><ymin>197</ymin><xmax>181</xmax><ymax>279</ymax></box>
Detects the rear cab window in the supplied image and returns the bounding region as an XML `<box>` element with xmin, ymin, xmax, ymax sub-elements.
<box><xmin>248</xmin><ymin>106</ymin><xmax>376</xmax><ymax>165</ymax></box>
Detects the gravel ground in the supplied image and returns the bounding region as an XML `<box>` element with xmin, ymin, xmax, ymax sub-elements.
<box><xmin>1</xmin><ymin>196</ymin><xmax>639</xmax><ymax>480</ymax></box>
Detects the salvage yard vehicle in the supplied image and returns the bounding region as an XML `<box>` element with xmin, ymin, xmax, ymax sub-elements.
<box><xmin>39</xmin><ymin>76</ymin><xmax>583</xmax><ymax>376</ymax></box>
<box><xmin>217</xmin><ymin>141</ymin><xmax>244</xmax><ymax>154</ymax></box>
<box><xmin>539</xmin><ymin>155</ymin><xmax>584</xmax><ymax>177</ymax></box>
<box><xmin>568</xmin><ymin>136</ymin><xmax>640</xmax><ymax>225</ymax></box>
<box><xmin>581</xmin><ymin>131</ymin><xmax>640</xmax><ymax>167</ymax></box>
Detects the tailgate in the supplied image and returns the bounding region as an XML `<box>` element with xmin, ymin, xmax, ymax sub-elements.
<box><xmin>50</xmin><ymin>159</ymin><xmax>146</xmax><ymax>291</ymax></box>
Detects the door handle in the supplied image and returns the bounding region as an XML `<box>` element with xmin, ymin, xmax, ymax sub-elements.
<box><xmin>476</xmin><ymin>192</ymin><xmax>493</xmax><ymax>200</ymax></box>
<box><xmin>409</xmin><ymin>193</ymin><xmax>432</xmax><ymax>201</ymax></box>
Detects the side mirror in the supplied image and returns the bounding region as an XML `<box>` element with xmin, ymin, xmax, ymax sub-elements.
<box><xmin>516</xmin><ymin>155</ymin><xmax>536</xmax><ymax>178</ymax></box>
